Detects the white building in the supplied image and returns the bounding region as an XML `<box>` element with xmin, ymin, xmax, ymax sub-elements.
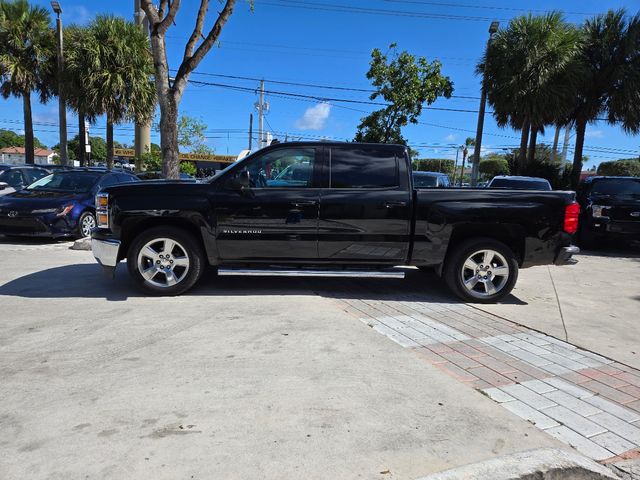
<box><xmin>0</xmin><ymin>147</ymin><xmax>55</xmax><ymax>165</ymax></box>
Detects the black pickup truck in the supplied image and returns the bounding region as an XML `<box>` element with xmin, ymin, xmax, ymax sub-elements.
<box><xmin>91</xmin><ymin>142</ymin><xmax>579</xmax><ymax>302</ymax></box>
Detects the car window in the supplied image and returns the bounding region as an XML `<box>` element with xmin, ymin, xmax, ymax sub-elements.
<box><xmin>116</xmin><ymin>173</ymin><xmax>137</xmax><ymax>183</ymax></box>
<box><xmin>240</xmin><ymin>147</ymin><xmax>316</xmax><ymax>188</ymax></box>
<box><xmin>413</xmin><ymin>174</ymin><xmax>438</xmax><ymax>188</ymax></box>
<box><xmin>330</xmin><ymin>147</ymin><xmax>398</xmax><ymax>188</ymax></box>
<box><xmin>98</xmin><ymin>174</ymin><xmax>122</xmax><ymax>189</ymax></box>
<box><xmin>0</xmin><ymin>169</ymin><xmax>25</xmax><ymax>188</ymax></box>
<box><xmin>490</xmin><ymin>178</ymin><xmax>551</xmax><ymax>190</ymax></box>
<box><xmin>591</xmin><ymin>178</ymin><xmax>640</xmax><ymax>196</ymax></box>
<box><xmin>22</xmin><ymin>168</ymin><xmax>49</xmax><ymax>185</ymax></box>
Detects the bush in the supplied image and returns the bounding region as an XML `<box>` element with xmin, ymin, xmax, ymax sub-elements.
<box><xmin>479</xmin><ymin>157</ymin><xmax>509</xmax><ymax>177</ymax></box>
<box><xmin>412</xmin><ymin>158</ymin><xmax>455</xmax><ymax>175</ymax></box>
<box><xmin>597</xmin><ymin>159</ymin><xmax>640</xmax><ymax>177</ymax></box>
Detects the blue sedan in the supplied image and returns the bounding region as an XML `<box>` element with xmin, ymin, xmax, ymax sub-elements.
<box><xmin>0</xmin><ymin>169</ymin><xmax>138</xmax><ymax>238</ymax></box>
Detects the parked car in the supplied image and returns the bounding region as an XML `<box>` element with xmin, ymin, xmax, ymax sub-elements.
<box><xmin>0</xmin><ymin>169</ymin><xmax>138</xmax><ymax>239</ymax></box>
<box><xmin>0</xmin><ymin>165</ymin><xmax>50</xmax><ymax>196</ymax></box>
<box><xmin>576</xmin><ymin>176</ymin><xmax>640</xmax><ymax>249</ymax></box>
<box><xmin>487</xmin><ymin>176</ymin><xmax>552</xmax><ymax>191</ymax></box>
<box><xmin>136</xmin><ymin>171</ymin><xmax>197</xmax><ymax>182</ymax></box>
<box><xmin>91</xmin><ymin>142</ymin><xmax>580</xmax><ymax>302</ymax></box>
<box><xmin>412</xmin><ymin>171</ymin><xmax>451</xmax><ymax>188</ymax></box>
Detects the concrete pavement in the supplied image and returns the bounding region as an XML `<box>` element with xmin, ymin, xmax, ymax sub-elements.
<box><xmin>0</xmin><ymin>240</ymin><xmax>567</xmax><ymax>480</ymax></box>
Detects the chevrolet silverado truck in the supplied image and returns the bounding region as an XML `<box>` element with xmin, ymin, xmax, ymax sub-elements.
<box><xmin>91</xmin><ymin>142</ymin><xmax>580</xmax><ymax>303</ymax></box>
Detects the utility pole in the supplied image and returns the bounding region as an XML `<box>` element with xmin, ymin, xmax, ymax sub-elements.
<box><xmin>248</xmin><ymin>113</ymin><xmax>253</xmax><ymax>150</ymax></box>
<box><xmin>258</xmin><ymin>80</ymin><xmax>265</xmax><ymax>149</ymax></box>
<box><xmin>51</xmin><ymin>1</ymin><xmax>68</xmax><ymax>166</ymax></box>
<box><xmin>552</xmin><ymin>125</ymin><xmax>561</xmax><ymax>162</ymax></box>
<box><xmin>452</xmin><ymin>146</ymin><xmax>460</xmax><ymax>185</ymax></box>
<box><xmin>133</xmin><ymin>0</ymin><xmax>151</xmax><ymax>170</ymax></box>
<box><xmin>470</xmin><ymin>20</ymin><xmax>500</xmax><ymax>187</ymax></box>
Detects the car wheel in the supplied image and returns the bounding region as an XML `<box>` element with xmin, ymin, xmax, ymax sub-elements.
<box><xmin>127</xmin><ymin>227</ymin><xmax>205</xmax><ymax>296</ymax></box>
<box><xmin>77</xmin><ymin>211</ymin><xmax>96</xmax><ymax>238</ymax></box>
<box><xmin>444</xmin><ymin>238</ymin><xmax>519</xmax><ymax>304</ymax></box>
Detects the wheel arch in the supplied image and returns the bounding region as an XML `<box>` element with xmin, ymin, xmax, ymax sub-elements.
<box><xmin>445</xmin><ymin>224</ymin><xmax>525</xmax><ymax>266</ymax></box>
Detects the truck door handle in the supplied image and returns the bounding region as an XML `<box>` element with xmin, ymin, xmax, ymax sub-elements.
<box><xmin>291</xmin><ymin>200</ymin><xmax>318</xmax><ymax>207</ymax></box>
<box><xmin>385</xmin><ymin>201</ymin><xmax>407</xmax><ymax>208</ymax></box>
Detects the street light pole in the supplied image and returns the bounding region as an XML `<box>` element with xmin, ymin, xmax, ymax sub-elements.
<box><xmin>470</xmin><ymin>20</ymin><xmax>499</xmax><ymax>187</ymax></box>
<box><xmin>51</xmin><ymin>1</ymin><xmax>68</xmax><ymax>166</ymax></box>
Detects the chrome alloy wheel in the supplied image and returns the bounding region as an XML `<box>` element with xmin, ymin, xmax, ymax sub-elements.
<box><xmin>460</xmin><ymin>249</ymin><xmax>510</xmax><ymax>299</ymax></box>
<box><xmin>137</xmin><ymin>238</ymin><xmax>190</xmax><ymax>288</ymax></box>
<box><xmin>81</xmin><ymin>214</ymin><xmax>96</xmax><ymax>237</ymax></box>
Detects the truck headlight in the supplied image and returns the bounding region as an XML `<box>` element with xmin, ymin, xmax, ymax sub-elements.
<box><xmin>591</xmin><ymin>205</ymin><xmax>609</xmax><ymax>219</ymax></box>
<box><xmin>96</xmin><ymin>193</ymin><xmax>109</xmax><ymax>228</ymax></box>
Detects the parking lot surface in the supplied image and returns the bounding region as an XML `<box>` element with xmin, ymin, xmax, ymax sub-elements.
<box><xmin>0</xmin><ymin>239</ymin><xmax>563</xmax><ymax>480</ymax></box>
<box><xmin>2</xmin><ymin>238</ymin><xmax>639</xmax><ymax>478</ymax></box>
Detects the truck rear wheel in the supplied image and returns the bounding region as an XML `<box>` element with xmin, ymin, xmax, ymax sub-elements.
<box><xmin>444</xmin><ymin>238</ymin><xmax>518</xmax><ymax>303</ymax></box>
<box><xmin>127</xmin><ymin>226</ymin><xmax>205</xmax><ymax>296</ymax></box>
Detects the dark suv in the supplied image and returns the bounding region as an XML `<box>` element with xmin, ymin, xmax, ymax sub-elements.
<box><xmin>0</xmin><ymin>165</ymin><xmax>50</xmax><ymax>196</ymax></box>
<box><xmin>577</xmin><ymin>176</ymin><xmax>640</xmax><ymax>248</ymax></box>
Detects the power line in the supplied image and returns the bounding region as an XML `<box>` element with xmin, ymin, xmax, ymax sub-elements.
<box><xmin>257</xmin><ymin>0</ymin><xmax>509</xmax><ymax>22</ymax></box>
<box><xmin>383</xmin><ymin>0</ymin><xmax>597</xmax><ymax>16</ymax></box>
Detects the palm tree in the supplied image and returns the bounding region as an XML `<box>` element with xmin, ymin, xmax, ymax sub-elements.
<box><xmin>568</xmin><ymin>10</ymin><xmax>640</xmax><ymax>189</ymax></box>
<box><xmin>0</xmin><ymin>0</ymin><xmax>55</xmax><ymax>164</ymax></box>
<box><xmin>459</xmin><ymin>137</ymin><xmax>475</xmax><ymax>185</ymax></box>
<box><xmin>79</xmin><ymin>15</ymin><xmax>155</xmax><ymax>168</ymax></box>
<box><xmin>64</xmin><ymin>25</ymin><xmax>97</xmax><ymax>167</ymax></box>
<box><xmin>480</xmin><ymin>13</ymin><xmax>582</xmax><ymax>174</ymax></box>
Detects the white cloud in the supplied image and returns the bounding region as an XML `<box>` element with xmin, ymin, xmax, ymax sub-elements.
<box><xmin>66</xmin><ymin>5</ymin><xmax>92</xmax><ymax>25</ymax></box>
<box><xmin>445</xmin><ymin>134</ymin><xmax>457</xmax><ymax>142</ymax></box>
<box><xmin>295</xmin><ymin>102</ymin><xmax>331</xmax><ymax>130</ymax></box>
<box><xmin>586</xmin><ymin>129</ymin><xmax>604</xmax><ymax>139</ymax></box>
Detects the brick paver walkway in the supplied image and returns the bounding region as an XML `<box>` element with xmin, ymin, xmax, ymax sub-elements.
<box><xmin>333</xmin><ymin>288</ymin><xmax>640</xmax><ymax>463</ymax></box>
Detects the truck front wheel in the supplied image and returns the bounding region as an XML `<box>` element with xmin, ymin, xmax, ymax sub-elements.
<box><xmin>127</xmin><ymin>226</ymin><xmax>206</xmax><ymax>296</ymax></box>
<box><xmin>444</xmin><ymin>238</ymin><xmax>519</xmax><ymax>303</ymax></box>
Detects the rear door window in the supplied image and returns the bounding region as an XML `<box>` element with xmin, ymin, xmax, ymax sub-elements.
<box><xmin>330</xmin><ymin>147</ymin><xmax>398</xmax><ymax>188</ymax></box>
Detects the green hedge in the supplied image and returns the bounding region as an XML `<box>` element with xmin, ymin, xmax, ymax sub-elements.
<box><xmin>412</xmin><ymin>159</ymin><xmax>455</xmax><ymax>175</ymax></box>
<box><xmin>597</xmin><ymin>159</ymin><xmax>640</xmax><ymax>177</ymax></box>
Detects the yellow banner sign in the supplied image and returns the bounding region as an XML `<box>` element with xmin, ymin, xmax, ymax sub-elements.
<box><xmin>113</xmin><ymin>148</ymin><xmax>236</xmax><ymax>164</ymax></box>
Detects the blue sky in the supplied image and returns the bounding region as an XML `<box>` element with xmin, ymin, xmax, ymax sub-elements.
<box><xmin>3</xmin><ymin>0</ymin><xmax>639</xmax><ymax>166</ymax></box>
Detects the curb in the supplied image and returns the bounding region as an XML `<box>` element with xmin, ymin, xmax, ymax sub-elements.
<box><xmin>415</xmin><ymin>448</ymin><xmax>620</xmax><ymax>480</ymax></box>
<box><xmin>70</xmin><ymin>237</ymin><xmax>91</xmax><ymax>251</ymax></box>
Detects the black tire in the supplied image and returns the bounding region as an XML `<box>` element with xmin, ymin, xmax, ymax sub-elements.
<box><xmin>76</xmin><ymin>211</ymin><xmax>96</xmax><ymax>239</ymax></box>
<box><xmin>127</xmin><ymin>226</ymin><xmax>206</xmax><ymax>296</ymax></box>
<box><xmin>444</xmin><ymin>237</ymin><xmax>519</xmax><ymax>304</ymax></box>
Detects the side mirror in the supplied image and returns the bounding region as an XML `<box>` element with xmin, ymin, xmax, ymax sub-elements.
<box><xmin>0</xmin><ymin>182</ymin><xmax>8</xmax><ymax>191</ymax></box>
<box><xmin>226</xmin><ymin>170</ymin><xmax>251</xmax><ymax>190</ymax></box>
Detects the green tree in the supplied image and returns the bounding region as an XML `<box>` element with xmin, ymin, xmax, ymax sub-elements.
<box><xmin>597</xmin><ymin>159</ymin><xmax>640</xmax><ymax>176</ymax></box>
<box><xmin>412</xmin><ymin>159</ymin><xmax>455</xmax><ymax>175</ymax></box>
<box><xmin>0</xmin><ymin>0</ymin><xmax>55</xmax><ymax>164</ymax></box>
<box><xmin>175</xmin><ymin>115</ymin><xmax>214</xmax><ymax>154</ymax></box>
<box><xmin>568</xmin><ymin>10</ymin><xmax>640</xmax><ymax>189</ymax></box>
<box><xmin>479</xmin><ymin>156</ymin><xmax>510</xmax><ymax>178</ymax></box>
<box><xmin>53</xmin><ymin>134</ymin><xmax>107</xmax><ymax>162</ymax></box>
<box><xmin>75</xmin><ymin>15</ymin><xmax>155</xmax><ymax>169</ymax></box>
<box><xmin>141</xmin><ymin>0</ymin><xmax>239</xmax><ymax>180</ymax></box>
<box><xmin>0</xmin><ymin>128</ymin><xmax>45</xmax><ymax>148</ymax></box>
<box><xmin>481</xmin><ymin>13</ymin><xmax>582</xmax><ymax>173</ymax></box>
<box><xmin>355</xmin><ymin>43</ymin><xmax>453</xmax><ymax>144</ymax></box>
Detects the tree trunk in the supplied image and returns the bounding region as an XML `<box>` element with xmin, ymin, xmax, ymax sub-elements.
<box><xmin>106</xmin><ymin>113</ymin><xmax>114</xmax><ymax>170</ymax></box>
<box><xmin>527</xmin><ymin>127</ymin><xmax>538</xmax><ymax>168</ymax></box>
<box><xmin>518</xmin><ymin>118</ymin><xmax>530</xmax><ymax>175</ymax></box>
<box><xmin>159</xmin><ymin>94</ymin><xmax>180</xmax><ymax>179</ymax></box>
<box><xmin>552</xmin><ymin>125</ymin><xmax>561</xmax><ymax>162</ymax></box>
<box><xmin>570</xmin><ymin>118</ymin><xmax>587</xmax><ymax>190</ymax></box>
<box><xmin>23</xmin><ymin>92</ymin><xmax>34</xmax><ymax>165</ymax></box>
<box><xmin>78</xmin><ymin>111</ymin><xmax>86</xmax><ymax>167</ymax></box>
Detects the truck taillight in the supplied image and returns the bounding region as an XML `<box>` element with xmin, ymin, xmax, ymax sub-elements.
<box><xmin>96</xmin><ymin>192</ymin><xmax>109</xmax><ymax>228</ymax></box>
<box><xmin>564</xmin><ymin>202</ymin><xmax>579</xmax><ymax>234</ymax></box>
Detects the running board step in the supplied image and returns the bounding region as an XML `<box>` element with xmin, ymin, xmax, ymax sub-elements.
<box><xmin>218</xmin><ymin>268</ymin><xmax>405</xmax><ymax>279</ymax></box>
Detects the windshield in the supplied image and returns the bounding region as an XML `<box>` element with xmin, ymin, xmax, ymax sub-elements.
<box><xmin>591</xmin><ymin>178</ymin><xmax>640</xmax><ymax>196</ymax></box>
<box><xmin>490</xmin><ymin>178</ymin><xmax>551</xmax><ymax>190</ymax></box>
<box><xmin>27</xmin><ymin>172</ymin><xmax>100</xmax><ymax>193</ymax></box>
